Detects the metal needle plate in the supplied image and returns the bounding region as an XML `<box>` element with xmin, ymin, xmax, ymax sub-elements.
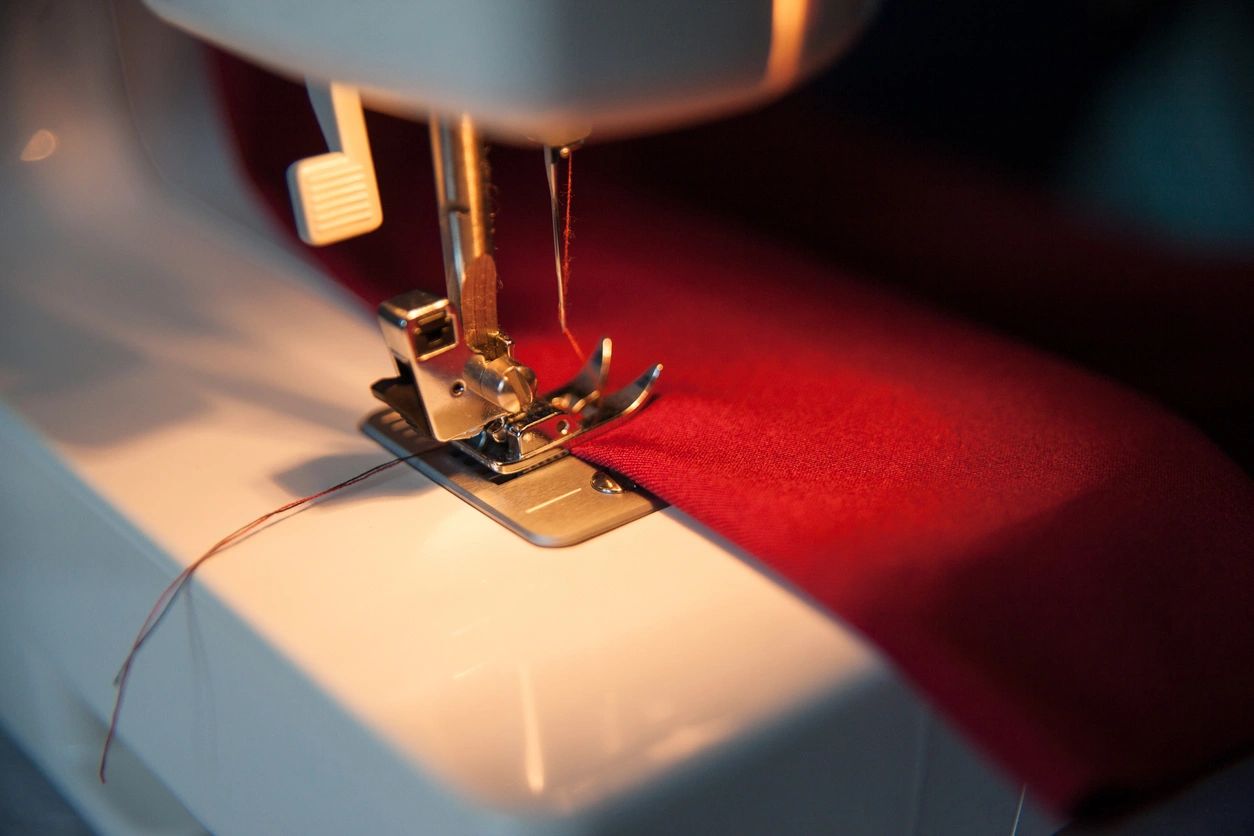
<box><xmin>362</xmin><ymin>409</ymin><xmax>666</xmax><ymax>547</ymax></box>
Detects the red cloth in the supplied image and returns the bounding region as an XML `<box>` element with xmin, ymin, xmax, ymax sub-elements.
<box><xmin>592</xmin><ymin>107</ymin><xmax>1254</xmax><ymax>457</ymax></box>
<box><xmin>213</xmin><ymin>54</ymin><xmax>1254</xmax><ymax>813</ymax></box>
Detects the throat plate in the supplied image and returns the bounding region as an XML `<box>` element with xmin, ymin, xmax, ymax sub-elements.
<box><xmin>361</xmin><ymin>409</ymin><xmax>665</xmax><ymax>547</ymax></box>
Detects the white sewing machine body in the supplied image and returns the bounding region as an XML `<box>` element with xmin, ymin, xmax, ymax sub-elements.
<box><xmin>144</xmin><ymin>0</ymin><xmax>874</xmax><ymax>143</ymax></box>
<box><xmin>0</xmin><ymin>2</ymin><xmax>1055</xmax><ymax>833</ymax></box>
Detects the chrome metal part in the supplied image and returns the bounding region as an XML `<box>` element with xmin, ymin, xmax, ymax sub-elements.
<box><xmin>591</xmin><ymin>472</ymin><xmax>623</xmax><ymax>495</ymax></box>
<box><xmin>452</xmin><ymin>339</ymin><xmax>662</xmax><ymax>475</ymax></box>
<box><xmin>362</xmin><ymin>409</ymin><xmax>665</xmax><ymax>547</ymax></box>
<box><xmin>462</xmin><ymin>351</ymin><xmax>537</xmax><ymax>414</ymax></box>
<box><xmin>369</xmin><ymin>121</ymin><xmax>661</xmax><ymax>519</ymax></box>
<box><xmin>374</xmin><ymin>290</ymin><xmax>508</xmax><ymax>440</ymax></box>
<box><xmin>547</xmin><ymin>337</ymin><xmax>610</xmax><ymax>413</ymax></box>
<box><xmin>430</xmin><ymin>114</ymin><xmax>492</xmax><ymax>313</ymax></box>
<box><xmin>425</xmin><ymin>113</ymin><xmax>536</xmax><ymax>419</ymax></box>
<box><xmin>375</xmin><ymin>295</ymin><xmax>663</xmax><ymax>474</ymax></box>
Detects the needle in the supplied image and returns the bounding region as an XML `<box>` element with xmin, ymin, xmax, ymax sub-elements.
<box><xmin>544</xmin><ymin>143</ymin><xmax>583</xmax><ymax>359</ymax></box>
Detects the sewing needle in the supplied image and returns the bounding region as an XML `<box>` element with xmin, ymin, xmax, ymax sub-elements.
<box><xmin>544</xmin><ymin>143</ymin><xmax>583</xmax><ymax>359</ymax></box>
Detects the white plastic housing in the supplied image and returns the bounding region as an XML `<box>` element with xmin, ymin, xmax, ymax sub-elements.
<box><xmin>144</xmin><ymin>0</ymin><xmax>877</xmax><ymax>143</ymax></box>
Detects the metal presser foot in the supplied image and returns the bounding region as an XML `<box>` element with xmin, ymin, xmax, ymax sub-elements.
<box><xmin>360</xmin><ymin>116</ymin><xmax>663</xmax><ymax>546</ymax></box>
<box><xmin>363</xmin><ymin>291</ymin><xmax>664</xmax><ymax>547</ymax></box>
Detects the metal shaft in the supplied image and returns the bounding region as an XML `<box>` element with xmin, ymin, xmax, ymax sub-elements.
<box><xmin>429</xmin><ymin>114</ymin><xmax>492</xmax><ymax>315</ymax></box>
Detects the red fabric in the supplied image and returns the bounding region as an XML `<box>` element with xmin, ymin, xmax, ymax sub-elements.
<box><xmin>591</xmin><ymin>107</ymin><xmax>1254</xmax><ymax>453</ymax></box>
<box><xmin>213</xmin><ymin>54</ymin><xmax>1254</xmax><ymax>814</ymax></box>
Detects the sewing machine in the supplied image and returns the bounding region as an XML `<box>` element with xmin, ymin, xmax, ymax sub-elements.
<box><xmin>146</xmin><ymin>0</ymin><xmax>881</xmax><ymax>545</ymax></box>
<box><xmin>0</xmin><ymin>1</ymin><xmax>1056</xmax><ymax>833</ymax></box>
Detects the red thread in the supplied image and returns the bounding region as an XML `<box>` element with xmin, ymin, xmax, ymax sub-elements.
<box><xmin>559</xmin><ymin>149</ymin><xmax>583</xmax><ymax>360</ymax></box>
<box><xmin>99</xmin><ymin>453</ymin><xmax>416</xmax><ymax>783</ymax></box>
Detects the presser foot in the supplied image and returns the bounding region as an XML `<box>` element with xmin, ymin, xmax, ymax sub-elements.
<box><xmin>367</xmin><ymin>289</ymin><xmax>664</xmax><ymax>544</ymax></box>
<box><xmin>453</xmin><ymin>337</ymin><xmax>662</xmax><ymax>476</ymax></box>
<box><xmin>360</xmin><ymin>409</ymin><xmax>666</xmax><ymax>547</ymax></box>
<box><xmin>370</xmin><ymin>289</ymin><xmax>662</xmax><ymax>475</ymax></box>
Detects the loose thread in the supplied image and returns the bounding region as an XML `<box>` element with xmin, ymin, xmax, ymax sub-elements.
<box><xmin>99</xmin><ymin>453</ymin><xmax>417</xmax><ymax>783</ymax></box>
<box><xmin>558</xmin><ymin>148</ymin><xmax>583</xmax><ymax>360</ymax></box>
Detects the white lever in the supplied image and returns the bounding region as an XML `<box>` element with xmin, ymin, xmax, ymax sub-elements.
<box><xmin>287</xmin><ymin>82</ymin><xmax>383</xmax><ymax>246</ymax></box>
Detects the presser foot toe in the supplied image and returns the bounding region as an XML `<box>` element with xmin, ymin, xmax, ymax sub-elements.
<box><xmin>453</xmin><ymin>337</ymin><xmax>662</xmax><ymax>476</ymax></box>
